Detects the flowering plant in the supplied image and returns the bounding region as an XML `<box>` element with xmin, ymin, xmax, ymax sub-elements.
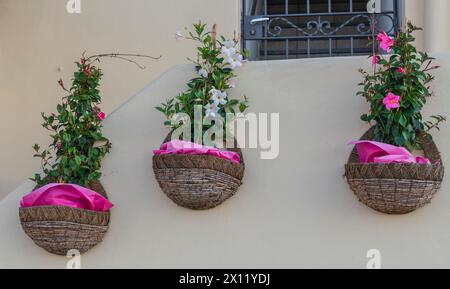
<box><xmin>31</xmin><ymin>57</ymin><xmax>111</xmax><ymax>187</ymax></box>
<box><xmin>32</xmin><ymin>53</ymin><xmax>159</xmax><ymax>187</ymax></box>
<box><xmin>156</xmin><ymin>22</ymin><xmax>249</xmax><ymax>142</ymax></box>
<box><xmin>358</xmin><ymin>23</ymin><xmax>445</xmax><ymax>151</ymax></box>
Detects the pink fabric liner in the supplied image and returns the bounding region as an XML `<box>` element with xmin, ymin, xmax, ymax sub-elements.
<box><xmin>153</xmin><ymin>140</ymin><xmax>241</xmax><ymax>164</ymax></box>
<box><xmin>20</xmin><ymin>183</ymin><xmax>114</xmax><ymax>212</ymax></box>
<box><xmin>351</xmin><ymin>140</ymin><xmax>431</xmax><ymax>164</ymax></box>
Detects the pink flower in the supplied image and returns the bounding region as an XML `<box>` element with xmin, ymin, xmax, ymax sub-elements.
<box><xmin>55</xmin><ymin>143</ymin><xmax>62</xmax><ymax>150</ymax></box>
<box><xmin>84</xmin><ymin>64</ymin><xmax>92</xmax><ymax>78</ymax></box>
<box><xmin>383</xmin><ymin>92</ymin><xmax>401</xmax><ymax>111</ymax></box>
<box><xmin>397</xmin><ymin>67</ymin><xmax>406</xmax><ymax>74</ymax></box>
<box><xmin>376</xmin><ymin>31</ymin><xmax>386</xmax><ymax>42</ymax></box>
<box><xmin>97</xmin><ymin>112</ymin><xmax>106</xmax><ymax>121</ymax></box>
<box><xmin>376</xmin><ymin>31</ymin><xmax>394</xmax><ymax>52</ymax></box>
<box><xmin>372</xmin><ymin>55</ymin><xmax>379</xmax><ymax>66</ymax></box>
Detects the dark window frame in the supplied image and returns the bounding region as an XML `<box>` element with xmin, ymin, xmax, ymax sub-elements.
<box><xmin>242</xmin><ymin>0</ymin><xmax>401</xmax><ymax>61</ymax></box>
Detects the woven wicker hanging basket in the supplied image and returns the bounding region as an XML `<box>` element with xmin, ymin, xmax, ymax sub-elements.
<box><xmin>345</xmin><ymin>127</ymin><xmax>445</xmax><ymax>214</ymax></box>
<box><xmin>153</xmin><ymin>133</ymin><xmax>245</xmax><ymax>210</ymax></box>
<box><xmin>19</xmin><ymin>181</ymin><xmax>110</xmax><ymax>256</ymax></box>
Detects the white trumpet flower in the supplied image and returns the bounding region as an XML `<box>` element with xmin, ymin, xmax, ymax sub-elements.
<box><xmin>227</xmin><ymin>53</ymin><xmax>243</xmax><ymax>69</ymax></box>
<box><xmin>223</xmin><ymin>40</ymin><xmax>236</xmax><ymax>49</ymax></box>
<box><xmin>198</xmin><ymin>68</ymin><xmax>208</xmax><ymax>78</ymax></box>
<box><xmin>210</xmin><ymin>88</ymin><xmax>228</xmax><ymax>106</ymax></box>
<box><xmin>204</xmin><ymin>102</ymin><xmax>219</xmax><ymax>118</ymax></box>
<box><xmin>221</xmin><ymin>46</ymin><xmax>237</xmax><ymax>57</ymax></box>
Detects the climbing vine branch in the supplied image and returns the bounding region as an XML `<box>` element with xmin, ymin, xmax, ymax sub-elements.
<box><xmin>85</xmin><ymin>52</ymin><xmax>162</xmax><ymax>69</ymax></box>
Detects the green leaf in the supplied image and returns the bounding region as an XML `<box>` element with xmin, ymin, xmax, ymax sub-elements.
<box><xmin>239</xmin><ymin>102</ymin><xmax>248</xmax><ymax>113</ymax></box>
<box><xmin>227</xmin><ymin>99</ymin><xmax>239</xmax><ymax>106</ymax></box>
<box><xmin>155</xmin><ymin>107</ymin><xmax>165</xmax><ymax>113</ymax></box>
<box><xmin>402</xmin><ymin>130</ymin><xmax>410</xmax><ymax>142</ymax></box>
<box><xmin>395</xmin><ymin>135</ymin><xmax>405</xmax><ymax>146</ymax></box>
<box><xmin>399</xmin><ymin>114</ymin><xmax>408</xmax><ymax>127</ymax></box>
<box><xmin>33</xmin><ymin>144</ymin><xmax>40</xmax><ymax>152</ymax></box>
<box><xmin>74</xmin><ymin>156</ymin><xmax>82</xmax><ymax>166</ymax></box>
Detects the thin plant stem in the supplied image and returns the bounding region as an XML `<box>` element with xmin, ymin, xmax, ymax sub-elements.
<box><xmin>85</xmin><ymin>53</ymin><xmax>162</xmax><ymax>69</ymax></box>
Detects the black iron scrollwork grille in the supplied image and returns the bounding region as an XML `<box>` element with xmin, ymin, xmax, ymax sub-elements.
<box><xmin>242</xmin><ymin>0</ymin><xmax>401</xmax><ymax>60</ymax></box>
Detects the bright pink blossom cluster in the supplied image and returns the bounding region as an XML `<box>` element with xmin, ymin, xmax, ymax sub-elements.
<box><xmin>376</xmin><ymin>31</ymin><xmax>394</xmax><ymax>52</ymax></box>
<box><xmin>93</xmin><ymin>106</ymin><xmax>105</xmax><ymax>121</ymax></box>
<box><xmin>97</xmin><ymin>112</ymin><xmax>106</xmax><ymax>121</ymax></box>
<box><xmin>371</xmin><ymin>32</ymin><xmax>406</xmax><ymax>111</ymax></box>
<box><xmin>383</xmin><ymin>92</ymin><xmax>401</xmax><ymax>111</ymax></box>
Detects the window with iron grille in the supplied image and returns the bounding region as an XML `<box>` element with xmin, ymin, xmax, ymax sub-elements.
<box><xmin>242</xmin><ymin>0</ymin><xmax>402</xmax><ymax>60</ymax></box>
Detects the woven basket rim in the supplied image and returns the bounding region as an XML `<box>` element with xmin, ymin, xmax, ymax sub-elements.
<box><xmin>347</xmin><ymin>127</ymin><xmax>443</xmax><ymax>164</ymax></box>
<box><xmin>19</xmin><ymin>205</ymin><xmax>111</xmax><ymax>215</ymax></box>
<box><xmin>345</xmin><ymin>162</ymin><xmax>443</xmax><ymax>169</ymax></box>
<box><xmin>153</xmin><ymin>152</ymin><xmax>244</xmax><ymax>165</ymax></box>
<box><xmin>21</xmin><ymin>220</ymin><xmax>110</xmax><ymax>228</ymax></box>
<box><xmin>153</xmin><ymin>153</ymin><xmax>245</xmax><ymax>181</ymax></box>
<box><xmin>19</xmin><ymin>206</ymin><xmax>110</xmax><ymax>227</ymax></box>
<box><xmin>19</xmin><ymin>181</ymin><xmax>110</xmax><ymax>226</ymax></box>
<box><xmin>345</xmin><ymin>176</ymin><xmax>443</xmax><ymax>182</ymax></box>
<box><xmin>345</xmin><ymin>127</ymin><xmax>444</xmax><ymax>181</ymax></box>
<box><xmin>153</xmin><ymin>132</ymin><xmax>246</xmax><ymax>181</ymax></box>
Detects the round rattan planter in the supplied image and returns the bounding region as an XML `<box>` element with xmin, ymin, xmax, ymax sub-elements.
<box><xmin>153</xmin><ymin>134</ymin><xmax>245</xmax><ymax>210</ymax></box>
<box><xmin>19</xmin><ymin>181</ymin><xmax>110</xmax><ymax>256</ymax></box>
<box><xmin>345</xmin><ymin>127</ymin><xmax>444</xmax><ymax>215</ymax></box>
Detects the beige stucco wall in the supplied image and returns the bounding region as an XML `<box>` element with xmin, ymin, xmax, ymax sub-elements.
<box><xmin>1</xmin><ymin>54</ymin><xmax>450</xmax><ymax>269</ymax></box>
<box><xmin>0</xmin><ymin>0</ymin><xmax>240</xmax><ymax>195</ymax></box>
<box><xmin>404</xmin><ymin>0</ymin><xmax>425</xmax><ymax>50</ymax></box>
<box><xmin>0</xmin><ymin>0</ymin><xmax>449</xmax><ymax>196</ymax></box>
<box><xmin>423</xmin><ymin>0</ymin><xmax>450</xmax><ymax>53</ymax></box>
<box><xmin>405</xmin><ymin>0</ymin><xmax>450</xmax><ymax>52</ymax></box>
